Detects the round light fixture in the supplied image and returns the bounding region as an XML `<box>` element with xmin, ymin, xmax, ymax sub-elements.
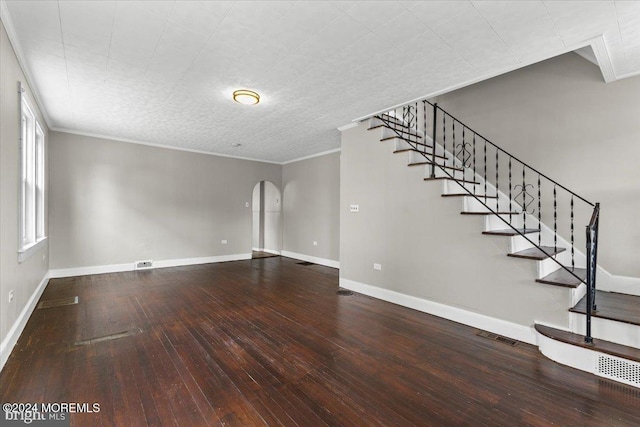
<box><xmin>233</xmin><ymin>89</ymin><xmax>260</xmax><ymax>105</ymax></box>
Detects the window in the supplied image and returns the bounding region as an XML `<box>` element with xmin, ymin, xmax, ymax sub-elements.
<box><xmin>19</xmin><ymin>84</ymin><xmax>46</xmax><ymax>261</ymax></box>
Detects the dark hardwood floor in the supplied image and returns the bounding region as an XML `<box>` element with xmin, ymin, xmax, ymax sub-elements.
<box><xmin>1</xmin><ymin>256</ymin><xmax>639</xmax><ymax>426</ymax></box>
<box><xmin>252</xmin><ymin>251</ymin><xmax>279</xmax><ymax>259</ymax></box>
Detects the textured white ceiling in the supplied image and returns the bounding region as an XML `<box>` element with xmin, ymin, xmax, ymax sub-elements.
<box><xmin>2</xmin><ymin>1</ymin><xmax>639</xmax><ymax>163</ymax></box>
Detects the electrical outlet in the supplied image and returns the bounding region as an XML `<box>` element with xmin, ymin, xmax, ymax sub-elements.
<box><xmin>8</xmin><ymin>290</ymin><xmax>14</xmax><ymax>303</ymax></box>
<box><xmin>313</xmin><ymin>241</ymin><xmax>318</xmax><ymax>246</ymax></box>
<box><xmin>221</xmin><ymin>240</ymin><xmax>228</xmax><ymax>244</ymax></box>
<box><xmin>373</xmin><ymin>263</ymin><xmax>382</xmax><ymax>271</ymax></box>
<box><xmin>350</xmin><ymin>204</ymin><xmax>359</xmax><ymax>213</ymax></box>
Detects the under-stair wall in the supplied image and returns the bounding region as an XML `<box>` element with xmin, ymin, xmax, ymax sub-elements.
<box><xmin>339</xmin><ymin>122</ymin><xmax>576</xmax><ymax>343</ymax></box>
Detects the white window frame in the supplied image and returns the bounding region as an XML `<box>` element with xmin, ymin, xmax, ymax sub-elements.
<box><xmin>18</xmin><ymin>84</ymin><xmax>46</xmax><ymax>262</ymax></box>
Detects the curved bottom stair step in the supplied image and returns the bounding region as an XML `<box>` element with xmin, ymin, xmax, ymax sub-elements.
<box><xmin>536</xmin><ymin>267</ymin><xmax>586</xmax><ymax>288</ymax></box>
<box><xmin>570</xmin><ymin>290</ymin><xmax>640</xmax><ymax>326</ymax></box>
<box><xmin>535</xmin><ymin>324</ymin><xmax>640</xmax><ymax>364</ymax></box>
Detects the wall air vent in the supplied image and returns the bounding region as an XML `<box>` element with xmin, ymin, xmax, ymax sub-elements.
<box><xmin>597</xmin><ymin>355</ymin><xmax>640</xmax><ymax>388</ymax></box>
<box><xmin>135</xmin><ymin>260</ymin><xmax>153</xmax><ymax>270</ymax></box>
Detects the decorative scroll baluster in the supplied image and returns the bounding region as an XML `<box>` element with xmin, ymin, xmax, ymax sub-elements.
<box><xmin>442</xmin><ymin>113</ymin><xmax>446</xmax><ymax>170</ymax></box>
<box><xmin>431</xmin><ymin>103</ymin><xmax>437</xmax><ymax>178</ymax></box>
<box><xmin>484</xmin><ymin>140</ymin><xmax>487</xmax><ymax>197</ymax></box>
<box><xmin>414</xmin><ymin>102</ymin><xmax>418</xmax><ymax>142</ymax></box>
<box><xmin>538</xmin><ymin>174</ymin><xmax>541</xmax><ymax>246</ymax></box>
<box><xmin>495</xmin><ymin>150</ymin><xmax>499</xmax><ymax>211</ymax></box>
<box><xmin>553</xmin><ymin>185</ymin><xmax>557</xmax><ymax>253</ymax></box>
<box><xmin>571</xmin><ymin>195</ymin><xmax>575</xmax><ymax>269</ymax></box>
<box><xmin>472</xmin><ymin>134</ymin><xmax>476</xmax><ymax>195</ymax></box>
<box><xmin>422</xmin><ymin>102</ymin><xmax>426</xmax><ymax>155</ymax></box>
<box><xmin>452</xmin><ymin>120</ymin><xmax>456</xmax><ymax>169</ymax></box>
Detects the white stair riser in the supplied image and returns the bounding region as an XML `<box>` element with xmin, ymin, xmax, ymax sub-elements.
<box><xmin>464</xmin><ymin>197</ymin><xmax>517</xmax><ymax>213</ymax></box>
<box><xmin>510</xmin><ymin>235</ymin><xmax>539</xmax><ymax>253</ymax></box>
<box><xmin>570</xmin><ymin>313</ymin><xmax>640</xmax><ymax>350</ymax></box>
<box><xmin>484</xmin><ymin>214</ymin><xmax>524</xmax><ymax>230</ymax></box>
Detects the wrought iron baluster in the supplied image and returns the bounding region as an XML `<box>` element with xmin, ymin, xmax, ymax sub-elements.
<box><xmin>571</xmin><ymin>195</ymin><xmax>575</xmax><ymax>269</ymax></box>
<box><xmin>509</xmin><ymin>158</ymin><xmax>512</xmax><ymax>224</ymax></box>
<box><xmin>495</xmin><ymin>150</ymin><xmax>499</xmax><ymax>211</ymax></box>
<box><xmin>537</xmin><ymin>174</ymin><xmax>541</xmax><ymax>246</ymax></box>
<box><xmin>414</xmin><ymin>102</ymin><xmax>418</xmax><ymax>143</ymax></box>
<box><xmin>484</xmin><ymin>140</ymin><xmax>487</xmax><ymax>197</ymax></box>
<box><xmin>553</xmin><ymin>185</ymin><xmax>557</xmax><ymax>253</ymax></box>
<box><xmin>442</xmin><ymin>113</ymin><xmax>446</xmax><ymax>170</ymax></box>
<box><xmin>472</xmin><ymin>134</ymin><xmax>476</xmax><ymax>195</ymax></box>
<box><xmin>422</xmin><ymin>102</ymin><xmax>426</xmax><ymax>155</ymax></box>
<box><xmin>522</xmin><ymin>166</ymin><xmax>526</xmax><ymax>230</ymax></box>
<box><xmin>461</xmin><ymin>126</ymin><xmax>465</xmax><ymax>181</ymax></box>
<box><xmin>452</xmin><ymin>120</ymin><xmax>456</xmax><ymax>169</ymax></box>
<box><xmin>431</xmin><ymin>103</ymin><xmax>437</xmax><ymax>178</ymax></box>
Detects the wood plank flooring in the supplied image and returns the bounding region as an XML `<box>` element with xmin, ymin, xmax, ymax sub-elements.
<box><xmin>1</xmin><ymin>256</ymin><xmax>639</xmax><ymax>426</ymax></box>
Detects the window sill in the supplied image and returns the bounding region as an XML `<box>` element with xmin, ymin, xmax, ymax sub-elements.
<box><xmin>18</xmin><ymin>237</ymin><xmax>48</xmax><ymax>263</ymax></box>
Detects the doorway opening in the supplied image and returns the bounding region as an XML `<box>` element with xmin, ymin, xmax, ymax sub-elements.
<box><xmin>252</xmin><ymin>181</ymin><xmax>282</xmax><ymax>259</ymax></box>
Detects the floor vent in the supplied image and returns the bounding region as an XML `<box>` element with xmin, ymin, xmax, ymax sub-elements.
<box><xmin>297</xmin><ymin>261</ymin><xmax>315</xmax><ymax>266</ymax></box>
<box><xmin>476</xmin><ymin>330</ymin><xmax>518</xmax><ymax>346</ymax></box>
<box><xmin>336</xmin><ymin>289</ymin><xmax>354</xmax><ymax>296</ymax></box>
<box><xmin>37</xmin><ymin>296</ymin><xmax>78</xmax><ymax>309</ymax></box>
<box><xmin>74</xmin><ymin>328</ymin><xmax>143</xmax><ymax>346</ymax></box>
<box><xmin>597</xmin><ymin>354</ymin><xmax>640</xmax><ymax>388</ymax></box>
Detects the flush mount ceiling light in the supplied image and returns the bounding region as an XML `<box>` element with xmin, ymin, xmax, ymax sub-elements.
<box><xmin>233</xmin><ymin>89</ymin><xmax>260</xmax><ymax>105</ymax></box>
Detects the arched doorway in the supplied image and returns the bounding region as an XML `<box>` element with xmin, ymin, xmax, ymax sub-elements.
<box><xmin>251</xmin><ymin>181</ymin><xmax>282</xmax><ymax>258</ymax></box>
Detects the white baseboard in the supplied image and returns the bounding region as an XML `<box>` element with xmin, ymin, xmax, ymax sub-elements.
<box><xmin>49</xmin><ymin>253</ymin><xmax>252</xmax><ymax>278</ymax></box>
<box><xmin>0</xmin><ymin>273</ymin><xmax>49</xmax><ymax>372</ymax></box>
<box><xmin>281</xmin><ymin>250</ymin><xmax>339</xmax><ymax>269</ymax></box>
<box><xmin>339</xmin><ymin>278</ymin><xmax>536</xmax><ymax>345</ymax></box>
<box><xmin>253</xmin><ymin>248</ymin><xmax>282</xmax><ymax>255</ymax></box>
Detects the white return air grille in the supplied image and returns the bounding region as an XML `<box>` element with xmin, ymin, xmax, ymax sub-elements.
<box><xmin>597</xmin><ymin>354</ymin><xmax>640</xmax><ymax>388</ymax></box>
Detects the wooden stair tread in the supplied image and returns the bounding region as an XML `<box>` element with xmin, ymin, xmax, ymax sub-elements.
<box><xmin>380</xmin><ymin>135</ymin><xmax>424</xmax><ymax>144</ymax></box>
<box><xmin>443</xmin><ymin>193</ymin><xmax>498</xmax><ymax>199</ymax></box>
<box><xmin>408</xmin><ymin>162</ymin><xmax>464</xmax><ymax>172</ymax></box>
<box><xmin>393</xmin><ymin>148</ymin><xmax>447</xmax><ymax>160</ymax></box>
<box><xmin>424</xmin><ymin>177</ymin><xmax>480</xmax><ymax>185</ymax></box>
<box><xmin>536</xmin><ymin>267</ymin><xmax>586</xmax><ymax>288</ymax></box>
<box><xmin>461</xmin><ymin>211</ymin><xmax>521</xmax><ymax>216</ymax></box>
<box><xmin>570</xmin><ymin>290</ymin><xmax>640</xmax><ymax>327</ymax></box>
<box><xmin>507</xmin><ymin>246</ymin><xmax>565</xmax><ymax>260</ymax></box>
<box><xmin>535</xmin><ymin>324</ymin><xmax>640</xmax><ymax>364</ymax></box>
<box><xmin>378</xmin><ymin>129</ymin><xmax>423</xmax><ymax>139</ymax></box>
<box><xmin>482</xmin><ymin>228</ymin><xmax>539</xmax><ymax>236</ymax></box>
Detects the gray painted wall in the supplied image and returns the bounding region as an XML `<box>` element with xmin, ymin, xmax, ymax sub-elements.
<box><xmin>49</xmin><ymin>132</ymin><xmax>281</xmax><ymax>269</ymax></box>
<box><xmin>282</xmin><ymin>152</ymin><xmax>340</xmax><ymax>262</ymax></box>
<box><xmin>434</xmin><ymin>53</ymin><xmax>640</xmax><ymax>278</ymax></box>
<box><xmin>340</xmin><ymin>123</ymin><xmax>573</xmax><ymax>329</ymax></box>
<box><xmin>0</xmin><ymin>21</ymin><xmax>49</xmax><ymax>346</ymax></box>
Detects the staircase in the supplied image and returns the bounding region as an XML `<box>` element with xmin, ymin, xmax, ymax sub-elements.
<box><xmin>366</xmin><ymin>100</ymin><xmax>640</xmax><ymax>389</ymax></box>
